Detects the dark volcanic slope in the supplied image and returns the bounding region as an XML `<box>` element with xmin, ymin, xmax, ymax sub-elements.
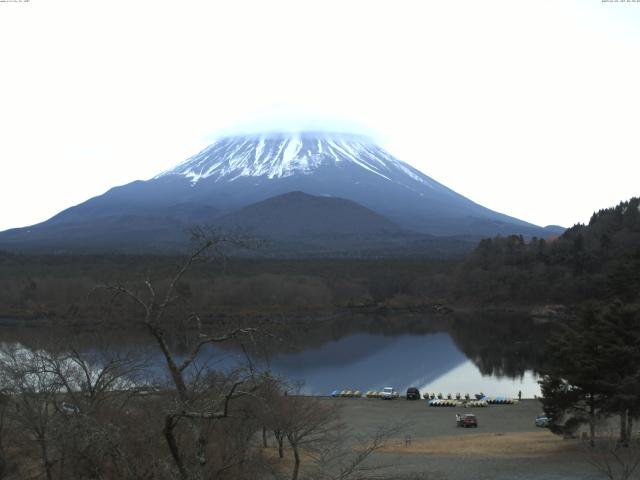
<box><xmin>218</xmin><ymin>191</ymin><xmax>401</xmax><ymax>237</ymax></box>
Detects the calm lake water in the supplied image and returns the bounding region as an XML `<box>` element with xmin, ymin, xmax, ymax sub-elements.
<box><xmin>204</xmin><ymin>330</ymin><xmax>542</xmax><ymax>398</ymax></box>
<box><xmin>265</xmin><ymin>332</ymin><xmax>541</xmax><ymax>398</ymax></box>
<box><xmin>0</xmin><ymin>312</ymin><xmax>547</xmax><ymax>398</ymax></box>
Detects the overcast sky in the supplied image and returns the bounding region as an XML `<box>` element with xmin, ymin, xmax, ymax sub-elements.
<box><xmin>1</xmin><ymin>0</ymin><xmax>639</xmax><ymax>232</ymax></box>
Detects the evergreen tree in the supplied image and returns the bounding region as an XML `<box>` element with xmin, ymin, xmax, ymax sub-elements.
<box><xmin>595</xmin><ymin>302</ymin><xmax>640</xmax><ymax>445</ymax></box>
<box><xmin>608</xmin><ymin>249</ymin><xmax>640</xmax><ymax>303</ymax></box>
<box><xmin>539</xmin><ymin>309</ymin><xmax>610</xmax><ymax>445</ymax></box>
<box><xmin>539</xmin><ymin>302</ymin><xmax>640</xmax><ymax>446</ymax></box>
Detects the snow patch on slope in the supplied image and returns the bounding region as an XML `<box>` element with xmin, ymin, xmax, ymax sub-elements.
<box><xmin>155</xmin><ymin>132</ymin><xmax>440</xmax><ymax>192</ymax></box>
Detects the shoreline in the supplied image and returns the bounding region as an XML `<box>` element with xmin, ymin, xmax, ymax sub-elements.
<box><xmin>0</xmin><ymin>301</ymin><xmax>571</xmax><ymax>327</ymax></box>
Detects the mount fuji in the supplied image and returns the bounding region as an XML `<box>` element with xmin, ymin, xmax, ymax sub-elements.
<box><xmin>0</xmin><ymin>132</ymin><xmax>563</xmax><ymax>255</ymax></box>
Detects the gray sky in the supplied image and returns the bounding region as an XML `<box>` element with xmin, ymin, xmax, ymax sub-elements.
<box><xmin>1</xmin><ymin>0</ymin><xmax>639</xmax><ymax>232</ymax></box>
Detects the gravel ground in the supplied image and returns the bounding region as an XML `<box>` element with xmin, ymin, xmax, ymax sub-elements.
<box><xmin>320</xmin><ymin>398</ymin><xmax>607</xmax><ymax>480</ymax></box>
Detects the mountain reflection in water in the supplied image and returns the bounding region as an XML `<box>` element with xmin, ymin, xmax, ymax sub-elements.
<box><xmin>0</xmin><ymin>312</ymin><xmax>546</xmax><ymax>398</ymax></box>
<box><xmin>265</xmin><ymin>331</ymin><xmax>540</xmax><ymax>397</ymax></box>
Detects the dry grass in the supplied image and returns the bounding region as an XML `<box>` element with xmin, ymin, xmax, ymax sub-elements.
<box><xmin>382</xmin><ymin>431</ymin><xmax>579</xmax><ymax>458</ymax></box>
<box><xmin>259</xmin><ymin>445</ymin><xmax>317</xmax><ymax>470</ymax></box>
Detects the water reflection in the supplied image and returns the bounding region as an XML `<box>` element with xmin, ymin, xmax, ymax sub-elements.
<box><xmin>0</xmin><ymin>312</ymin><xmax>547</xmax><ymax>398</ymax></box>
<box><xmin>264</xmin><ymin>331</ymin><xmax>540</xmax><ymax>397</ymax></box>
<box><xmin>269</xmin><ymin>332</ymin><xmax>466</xmax><ymax>395</ymax></box>
<box><xmin>420</xmin><ymin>360</ymin><xmax>540</xmax><ymax>399</ymax></box>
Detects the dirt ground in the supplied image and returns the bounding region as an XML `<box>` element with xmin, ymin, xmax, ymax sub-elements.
<box><xmin>321</xmin><ymin>398</ymin><xmax>609</xmax><ymax>480</ymax></box>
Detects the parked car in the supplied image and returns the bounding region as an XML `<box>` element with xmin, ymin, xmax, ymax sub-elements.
<box><xmin>381</xmin><ymin>387</ymin><xmax>396</xmax><ymax>400</ymax></box>
<box><xmin>406</xmin><ymin>387</ymin><xmax>420</xmax><ymax>400</ymax></box>
<box><xmin>61</xmin><ymin>402</ymin><xmax>80</xmax><ymax>414</ymax></box>
<box><xmin>136</xmin><ymin>385</ymin><xmax>162</xmax><ymax>396</ymax></box>
<box><xmin>535</xmin><ymin>414</ymin><xmax>551</xmax><ymax>427</ymax></box>
<box><xmin>456</xmin><ymin>413</ymin><xmax>478</xmax><ymax>428</ymax></box>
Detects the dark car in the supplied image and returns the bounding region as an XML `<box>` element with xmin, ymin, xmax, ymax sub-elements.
<box><xmin>456</xmin><ymin>413</ymin><xmax>478</xmax><ymax>428</ymax></box>
<box><xmin>406</xmin><ymin>387</ymin><xmax>420</xmax><ymax>400</ymax></box>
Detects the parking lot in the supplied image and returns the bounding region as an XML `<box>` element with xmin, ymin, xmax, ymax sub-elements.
<box><xmin>321</xmin><ymin>397</ymin><xmax>607</xmax><ymax>480</ymax></box>
<box><xmin>325</xmin><ymin>397</ymin><xmax>543</xmax><ymax>436</ymax></box>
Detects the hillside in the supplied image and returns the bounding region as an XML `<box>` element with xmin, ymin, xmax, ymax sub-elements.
<box><xmin>217</xmin><ymin>191</ymin><xmax>401</xmax><ymax>237</ymax></box>
<box><xmin>452</xmin><ymin>197</ymin><xmax>640</xmax><ymax>305</ymax></box>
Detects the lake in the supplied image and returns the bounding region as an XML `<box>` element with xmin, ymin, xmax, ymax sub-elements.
<box><xmin>263</xmin><ymin>331</ymin><xmax>541</xmax><ymax>397</ymax></box>
<box><xmin>0</xmin><ymin>311</ymin><xmax>548</xmax><ymax>398</ymax></box>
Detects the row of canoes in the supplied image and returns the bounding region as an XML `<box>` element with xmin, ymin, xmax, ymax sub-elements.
<box><xmin>331</xmin><ymin>390</ymin><xmax>400</xmax><ymax>398</ymax></box>
<box><xmin>331</xmin><ymin>390</ymin><xmax>362</xmax><ymax>397</ymax></box>
<box><xmin>487</xmin><ymin>397</ymin><xmax>519</xmax><ymax>405</ymax></box>
<box><xmin>428</xmin><ymin>398</ymin><xmax>518</xmax><ymax>406</ymax></box>
<box><xmin>365</xmin><ymin>390</ymin><xmax>399</xmax><ymax>398</ymax></box>
<box><xmin>428</xmin><ymin>399</ymin><xmax>489</xmax><ymax>407</ymax></box>
<box><xmin>331</xmin><ymin>390</ymin><xmax>519</xmax><ymax>405</ymax></box>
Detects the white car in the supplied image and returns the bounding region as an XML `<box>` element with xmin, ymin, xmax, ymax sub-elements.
<box><xmin>381</xmin><ymin>387</ymin><xmax>396</xmax><ymax>400</ymax></box>
<box><xmin>535</xmin><ymin>415</ymin><xmax>551</xmax><ymax>428</ymax></box>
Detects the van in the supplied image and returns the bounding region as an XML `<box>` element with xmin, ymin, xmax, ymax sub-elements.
<box><xmin>381</xmin><ymin>387</ymin><xmax>395</xmax><ymax>399</ymax></box>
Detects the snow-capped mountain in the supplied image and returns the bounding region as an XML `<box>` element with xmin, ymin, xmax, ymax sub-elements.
<box><xmin>0</xmin><ymin>131</ymin><xmax>564</xmax><ymax>254</ymax></box>
<box><xmin>148</xmin><ymin>131</ymin><xmax>549</xmax><ymax>235</ymax></box>
<box><xmin>156</xmin><ymin>132</ymin><xmax>436</xmax><ymax>188</ymax></box>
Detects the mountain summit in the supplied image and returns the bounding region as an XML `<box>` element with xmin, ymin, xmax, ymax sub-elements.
<box><xmin>150</xmin><ymin>132</ymin><xmax>551</xmax><ymax>237</ymax></box>
<box><xmin>156</xmin><ymin>132</ymin><xmax>438</xmax><ymax>187</ymax></box>
<box><xmin>0</xmin><ymin>131</ymin><xmax>563</xmax><ymax>254</ymax></box>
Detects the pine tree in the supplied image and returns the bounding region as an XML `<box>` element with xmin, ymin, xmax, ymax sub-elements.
<box><xmin>539</xmin><ymin>302</ymin><xmax>640</xmax><ymax>446</ymax></box>
<box><xmin>595</xmin><ymin>302</ymin><xmax>640</xmax><ymax>445</ymax></box>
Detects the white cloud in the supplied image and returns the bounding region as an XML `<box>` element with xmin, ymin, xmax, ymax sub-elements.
<box><xmin>0</xmin><ymin>0</ymin><xmax>638</xmax><ymax>231</ymax></box>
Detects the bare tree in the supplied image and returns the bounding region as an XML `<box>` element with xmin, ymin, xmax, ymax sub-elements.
<box><xmin>258</xmin><ymin>382</ymin><xmax>407</xmax><ymax>480</ymax></box>
<box><xmin>0</xmin><ymin>341</ymin><xmax>154</xmax><ymax>480</ymax></box>
<box><xmin>0</xmin><ymin>386</ymin><xmax>16</xmax><ymax>479</ymax></box>
<box><xmin>304</xmin><ymin>421</ymin><xmax>407</xmax><ymax>480</ymax></box>
<box><xmin>0</xmin><ymin>346</ymin><xmax>64</xmax><ymax>480</ymax></box>
<box><xmin>94</xmin><ymin>228</ymin><xmax>271</xmax><ymax>480</ymax></box>
<box><xmin>42</xmin><ymin>344</ymin><xmax>146</xmax><ymax>411</ymax></box>
<box><xmin>584</xmin><ymin>429</ymin><xmax>640</xmax><ymax>480</ymax></box>
<box><xmin>278</xmin><ymin>394</ymin><xmax>339</xmax><ymax>480</ymax></box>
<box><xmin>257</xmin><ymin>379</ymin><xmax>290</xmax><ymax>459</ymax></box>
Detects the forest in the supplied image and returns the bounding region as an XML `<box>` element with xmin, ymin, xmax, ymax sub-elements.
<box><xmin>1</xmin><ymin>198</ymin><xmax>638</xmax><ymax>323</ymax></box>
<box><xmin>453</xmin><ymin>197</ymin><xmax>640</xmax><ymax>306</ymax></box>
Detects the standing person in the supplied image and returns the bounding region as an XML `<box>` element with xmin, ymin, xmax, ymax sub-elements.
<box><xmin>518</xmin><ymin>390</ymin><xmax>522</xmax><ymax>401</ymax></box>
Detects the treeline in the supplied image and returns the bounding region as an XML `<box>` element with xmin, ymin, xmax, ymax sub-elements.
<box><xmin>1</xmin><ymin>197</ymin><xmax>639</xmax><ymax>321</ymax></box>
<box><xmin>452</xmin><ymin>197</ymin><xmax>640</xmax><ymax>305</ymax></box>
<box><xmin>0</xmin><ymin>254</ymin><xmax>455</xmax><ymax>321</ymax></box>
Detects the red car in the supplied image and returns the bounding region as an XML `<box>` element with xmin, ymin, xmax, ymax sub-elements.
<box><xmin>456</xmin><ymin>413</ymin><xmax>478</xmax><ymax>428</ymax></box>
